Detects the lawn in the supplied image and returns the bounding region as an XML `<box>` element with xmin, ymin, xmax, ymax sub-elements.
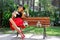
<box><xmin>0</xmin><ymin>26</ymin><xmax>60</xmax><ymax>36</ymax></box>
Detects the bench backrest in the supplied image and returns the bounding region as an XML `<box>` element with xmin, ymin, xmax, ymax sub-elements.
<box><xmin>22</xmin><ymin>17</ymin><xmax>50</xmax><ymax>27</ymax></box>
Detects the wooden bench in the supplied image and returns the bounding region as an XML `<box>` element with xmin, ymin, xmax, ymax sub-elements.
<box><xmin>17</xmin><ymin>17</ymin><xmax>50</xmax><ymax>39</ymax></box>
<box><xmin>23</xmin><ymin>17</ymin><xmax>50</xmax><ymax>26</ymax></box>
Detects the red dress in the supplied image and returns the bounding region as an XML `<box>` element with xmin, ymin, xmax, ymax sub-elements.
<box><xmin>10</xmin><ymin>17</ymin><xmax>25</xmax><ymax>31</ymax></box>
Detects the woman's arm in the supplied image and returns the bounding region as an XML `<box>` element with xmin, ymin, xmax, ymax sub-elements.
<box><xmin>9</xmin><ymin>18</ymin><xmax>23</xmax><ymax>33</ymax></box>
<box><xmin>21</xmin><ymin>12</ymin><xmax>26</xmax><ymax>18</ymax></box>
<box><xmin>12</xmin><ymin>11</ymin><xmax>17</xmax><ymax>18</ymax></box>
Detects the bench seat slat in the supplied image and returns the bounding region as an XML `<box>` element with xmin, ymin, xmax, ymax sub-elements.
<box><xmin>22</xmin><ymin>17</ymin><xmax>50</xmax><ymax>27</ymax></box>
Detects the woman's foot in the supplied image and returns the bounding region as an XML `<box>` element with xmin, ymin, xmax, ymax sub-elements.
<box><xmin>21</xmin><ymin>34</ymin><xmax>25</xmax><ymax>40</ymax></box>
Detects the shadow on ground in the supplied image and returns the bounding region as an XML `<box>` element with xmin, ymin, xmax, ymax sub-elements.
<box><xmin>11</xmin><ymin>37</ymin><xmax>44</xmax><ymax>40</ymax></box>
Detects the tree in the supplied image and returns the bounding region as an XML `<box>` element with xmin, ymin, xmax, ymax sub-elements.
<box><xmin>22</xmin><ymin>0</ymin><xmax>24</xmax><ymax>6</ymax></box>
<box><xmin>40</xmin><ymin>0</ymin><xmax>55</xmax><ymax>17</ymax></box>
<box><xmin>0</xmin><ymin>0</ymin><xmax>3</xmax><ymax>27</ymax></box>
<box><xmin>39</xmin><ymin>0</ymin><xmax>41</xmax><ymax>12</ymax></box>
<box><xmin>18</xmin><ymin>0</ymin><xmax>20</xmax><ymax>4</ymax></box>
<box><xmin>33</xmin><ymin>0</ymin><xmax>35</xmax><ymax>12</ymax></box>
<box><xmin>0</xmin><ymin>0</ymin><xmax>17</xmax><ymax>27</ymax></box>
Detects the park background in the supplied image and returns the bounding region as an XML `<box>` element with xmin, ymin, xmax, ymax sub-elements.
<box><xmin>0</xmin><ymin>0</ymin><xmax>60</xmax><ymax>36</ymax></box>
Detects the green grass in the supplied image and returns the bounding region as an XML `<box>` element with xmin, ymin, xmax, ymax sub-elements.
<box><xmin>46</xmin><ymin>27</ymin><xmax>60</xmax><ymax>36</ymax></box>
<box><xmin>23</xmin><ymin>26</ymin><xmax>60</xmax><ymax>36</ymax></box>
<box><xmin>0</xmin><ymin>26</ymin><xmax>60</xmax><ymax>36</ymax></box>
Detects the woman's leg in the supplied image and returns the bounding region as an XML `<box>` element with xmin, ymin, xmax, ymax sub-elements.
<box><xmin>9</xmin><ymin>18</ymin><xmax>25</xmax><ymax>40</ymax></box>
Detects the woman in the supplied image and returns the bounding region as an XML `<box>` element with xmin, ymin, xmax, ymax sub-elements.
<box><xmin>9</xmin><ymin>5</ymin><xmax>26</xmax><ymax>40</ymax></box>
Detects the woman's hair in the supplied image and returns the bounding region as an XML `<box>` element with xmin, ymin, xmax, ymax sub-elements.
<box><xmin>16</xmin><ymin>12</ymin><xmax>22</xmax><ymax>18</ymax></box>
<box><xmin>17</xmin><ymin>4</ymin><xmax>25</xmax><ymax>10</ymax></box>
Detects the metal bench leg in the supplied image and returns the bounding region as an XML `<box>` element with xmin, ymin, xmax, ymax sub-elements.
<box><xmin>17</xmin><ymin>32</ymin><xmax>18</xmax><ymax>37</ymax></box>
<box><xmin>43</xmin><ymin>27</ymin><xmax>46</xmax><ymax>39</ymax></box>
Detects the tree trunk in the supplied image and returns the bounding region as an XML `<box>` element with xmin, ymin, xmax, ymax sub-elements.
<box><xmin>0</xmin><ymin>11</ymin><xmax>3</xmax><ymax>27</ymax></box>
<box><xmin>18</xmin><ymin>0</ymin><xmax>20</xmax><ymax>4</ymax></box>
<box><xmin>52</xmin><ymin>0</ymin><xmax>59</xmax><ymax>7</ymax></box>
<box><xmin>33</xmin><ymin>0</ymin><xmax>35</xmax><ymax>12</ymax></box>
<box><xmin>0</xmin><ymin>0</ymin><xmax>3</xmax><ymax>27</ymax></box>
<box><xmin>39</xmin><ymin>0</ymin><xmax>41</xmax><ymax>12</ymax></box>
<box><xmin>0</xmin><ymin>12</ymin><xmax>2</xmax><ymax>27</ymax></box>
<box><xmin>22</xmin><ymin>0</ymin><xmax>24</xmax><ymax>6</ymax></box>
<box><xmin>27</xmin><ymin>0</ymin><xmax>29</xmax><ymax>6</ymax></box>
<box><xmin>30</xmin><ymin>0</ymin><xmax>32</xmax><ymax>9</ymax></box>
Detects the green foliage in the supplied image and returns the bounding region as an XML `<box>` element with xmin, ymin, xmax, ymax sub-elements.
<box><xmin>41</xmin><ymin>0</ymin><xmax>55</xmax><ymax>16</ymax></box>
<box><xmin>2</xmin><ymin>11</ymin><xmax>11</xmax><ymax>27</ymax></box>
<box><xmin>29</xmin><ymin>0</ymin><xmax>54</xmax><ymax>17</ymax></box>
<box><xmin>29</xmin><ymin>10</ymin><xmax>50</xmax><ymax>17</ymax></box>
<box><xmin>0</xmin><ymin>0</ymin><xmax>17</xmax><ymax>27</ymax></box>
<box><xmin>29</xmin><ymin>10</ymin><xmax>38</xmax><ymax>17</ymax></box>
<box><xmin>24</xmin><ymin>4</ymin><xmax>29</xmax><ymax>9</ymax></box>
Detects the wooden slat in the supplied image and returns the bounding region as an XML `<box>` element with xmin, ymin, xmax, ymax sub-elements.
<box><xmin>22</xmin><ymin>17</ymin><xmax>50</xmax><ymax>26</ymax></box>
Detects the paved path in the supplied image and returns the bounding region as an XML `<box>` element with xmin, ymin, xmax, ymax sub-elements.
<box><xmin>0</xmin><ymin>34</ymin><xmax>60</xmax><ymax>40</ymax></box>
